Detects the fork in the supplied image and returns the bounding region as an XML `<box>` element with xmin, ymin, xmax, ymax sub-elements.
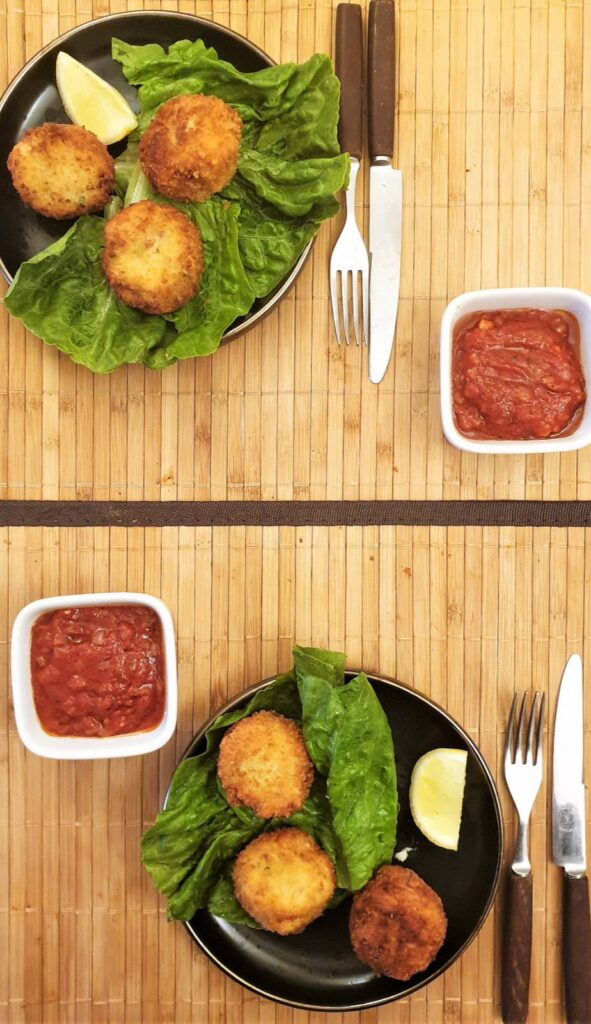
<box><xmin>502</xmin><ymin>692</ymin><xmax>546</xmax><ymax>1024</ymax></box>
<box><xmin>329</xmin><ymin>4</ymin><xmax>369</xmax><ymax>347</ymax></box>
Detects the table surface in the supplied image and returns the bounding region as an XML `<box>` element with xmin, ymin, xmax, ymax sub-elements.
<box><xmin>2</xmin><ymin>2</ymin><xmax>591</xmax><ymax>1024</ymax></box>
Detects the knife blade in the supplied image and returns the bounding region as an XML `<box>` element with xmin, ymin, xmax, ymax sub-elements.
<box><xmin>553</xmin><ymin>654</ymin><xmax>586</xmax><ymax>874</ymax></box>
<box><xmin>368</xmin><ymin>0</ymin><xmax>402</xmax><ymax>384</ymax></box>
<box><xmin>552</xmin><ymin>654</ymin><xmax>591</xmax><ymax>1024</ymax></box>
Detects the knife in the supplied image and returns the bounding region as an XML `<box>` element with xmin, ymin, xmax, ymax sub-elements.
<box><xmin>552</xmin><ymin>654</ymin><xmax>591</xmax><ymax>1024</ymax></box>
<box><xmin>368</xmin><ymin>0</ymin><xmax>402</xmax><ymax>384</ymax></box>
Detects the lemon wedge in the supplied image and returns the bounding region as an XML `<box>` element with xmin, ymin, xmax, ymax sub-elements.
<box><xmin>56</xmin><ymin>51</ymin><xmax>137</xmax><ymax>145</ymax></box>
<box><xmin>409</xmin><ymin>747</ymin><xmax>468</xmax><ymax>851</ymax></box>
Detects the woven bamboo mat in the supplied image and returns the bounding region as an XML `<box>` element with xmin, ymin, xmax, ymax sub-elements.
<box><xmin>2</xmin><ymin>1</ymin><xmax>591</xmax><ymax>1022</ymax></box>
<box><xmin>0</xmin><ymin>523</ymin><xmax>589</xmax><ymax>1024</ymax></box>
<box><xmin>2</xmin><ymin>0</ymin><xmax>591</xmax><ymax>503</ymax></box>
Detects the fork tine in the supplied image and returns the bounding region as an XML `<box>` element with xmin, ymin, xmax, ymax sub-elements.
<box><xmin>351</xmin><ymin>271</ymin><xmax>361</xmax><ymax>346</ymax></box>
<box><xmin>534</xmin><ymin>692</ymin><xmax>545</xmax><ymax>765</ymax></box>
<box><xmin>330</xmin><ymin>268</ymin><xmax>342</xmax><ymax>346</ymax></box>
<box><xmin>504</xmin><ymin>692</ymin><xmax>519</xmax><ymax>764</ymax></box>
<box><xmin>515</xmin><ymin>692</ymin><xmax>528</xmax><ymax>762</ymax></box>
<box><xmin>525</xmin><ymin>692</ymin><xmax>539</xmax><ymax>764</ymax></box>
<box><xmin>341</xmin><ymin>271</ymin><xmax>350</xmax><ymax>346</ymax></box>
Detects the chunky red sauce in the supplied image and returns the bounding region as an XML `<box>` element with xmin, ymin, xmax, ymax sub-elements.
<box><xmin>452</xmin><ymin>308</ymin><xmax>586</xmax><ymax>440</ymax></box>
<box><xmin>30</xmin><ymin>605</ymin><xmax>165</xmax><ymax>737</ymax></box>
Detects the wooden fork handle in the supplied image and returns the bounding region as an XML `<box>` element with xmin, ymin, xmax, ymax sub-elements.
<box><xmin>563</xmin><ymin>874</ymin><xmax>591</xmax><ymax>1024</ymax></box>
<box><xmin>502</xmin><ymin>872</ymin><xmax>533</xmax><ymax>1024</ymax></box>
<box><xmin>335</xmin><ymin>4</ymin><xmax>363</xmax><ymax>160</ymax></box>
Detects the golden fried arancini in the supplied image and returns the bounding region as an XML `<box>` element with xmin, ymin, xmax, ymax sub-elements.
<box><xmin>349</xmin><ymin>866</ymin><xmax>447</xmax><ymax>981</ymax></box>
<box><xmin>101</xmin><ymin>200</ymin><xmax>204</xmax><ymax>315</ymax></box>
<box><xmin>139</xmin><ymin>93</ymin><xmax>242</xmax><ymax>202</ymax></box>
<box><xmin>7</xmin><ymin>123</ymin><xmax>114</xmax><ymax>220</ymax></box>
<box><xmin>232</xmin><ymin>828</ymin><xmax>336</xmax><ymax>935</ymax></box>
<box><xmin>217</xmin><ymin>710</ymin><xmax>313</xmax><ymax>819</ymax></box>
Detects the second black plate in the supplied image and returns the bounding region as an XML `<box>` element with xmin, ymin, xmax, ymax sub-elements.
<box><xmin>178</xmin><ymin>672</ymin><xmax>503</xmax><ymax>1012</ymax></box>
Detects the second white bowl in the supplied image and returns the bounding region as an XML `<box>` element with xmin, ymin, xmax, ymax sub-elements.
<box><xmin>440</xmin><ymin>287</ymin><xmax>591</xmax><ymax>454</ymax></box>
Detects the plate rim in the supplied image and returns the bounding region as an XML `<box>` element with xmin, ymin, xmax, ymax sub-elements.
<box><xmin>0</xmin><ymin>9</ymin><xmax>314</xmax><ymax>338</ymax></box>
<box><xmin>170</xmin><ymin>669</ymin><xmax>504</xmax><ymax>1013</ymax></box>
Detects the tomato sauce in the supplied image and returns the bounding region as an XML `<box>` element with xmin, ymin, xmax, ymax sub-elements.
<box><xmin>30</xmin><ymin>605</ymin><xmax>165</xmax><ymax>738</ymax></box>
<box><xmin>452</xmin><ymin>308</ymin><xmax>586</xmax><ymax>440</ymax></box>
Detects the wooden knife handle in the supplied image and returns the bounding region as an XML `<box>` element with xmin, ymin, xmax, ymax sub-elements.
<box><xmin>368</xmin><ymin>0</ymin><xmax>395</xmax><ymax>160</ymax></box>
<box><xmin>501</xmin><ymin>872</ymin><xmax>532</xmax><ymax>1024</ymax></box>
<box><xmin>564</xmin><ymin>874</ymin><xmax>591</xmax><ymax>1024</ymax></box>
<box><xmin>335</xmin><ymin>4</ymin><xmax>363</xmax><ymax>160</ymax></box>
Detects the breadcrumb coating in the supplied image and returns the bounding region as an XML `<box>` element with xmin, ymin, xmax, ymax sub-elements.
<box><xmin>102</xmin><ymin>199</ymin><xmax>204</xmax><ymax>315</ymax></box>
<box><xmin>349</xmin><ymin>866</ymin><xmax>447</xmax><ymax>981</ymax></box>
<box><xmin>7</xmin><ymin>122</ymin><xmax>114</xmax><ymax>220</ymax></box>
<box><xmin>140</xmin><ymin>93</ymin><xmax>242</xmax><ymax>202</ymax></box>
<box><xmin>233</xmin><ymin>828</ymin><xmax>336</xmax><ymax>935</ymax></box>
<box><xmin>217</xmin><ymin>710</ymin><xmax>313</xmax><ymax>819</ymax></box>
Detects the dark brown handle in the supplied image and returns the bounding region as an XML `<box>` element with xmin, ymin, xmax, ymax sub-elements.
<box><xmin>335</xmin><ymin>4</ymin><xmax>363</xmax><ymax>160</ymax></box>
<box><xmin>368</xmin><ymin>0</ymin><xmax>395</xmax><ymax>159</ymax></box>
<box><xmin>564</xmin><ymin>874</ymin><xmax>591</xmax><ymax>1024</ymax></box>
<box><xmin>501</xmin><ymin>872</ymin><xmax>532</xmax><ymax>1024</ymax></box>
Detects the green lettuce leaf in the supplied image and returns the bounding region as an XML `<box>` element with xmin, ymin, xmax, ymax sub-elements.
<box><xmin>141</xmin><ymin>758</ymin><xmax>229</xmax><ymax>896</ymax></box>
<box><xmin>293</xmin><ymin>644</ymin><xmax>345</xmax><ymax>687</ymax></box>
<box><xmin>296</xmin><ymin>661</ymin><xmax>398</xmax><ymax>891</ymax></box>
<box><xmin>237</xmin><ymin>151</ymin><xmax>345</xmax><ymax>218</ymax></box>
<box><xmin>220</xmin><ymin>176</ymin><xmax>334</xmax><ymax>297</ymax></box>
<box><xmin>167</xmin><ymin>817</ymin><xmax>263</xmax><ymax>920</ymax></box>
<box><xmin>141</xmin><ymin>647</ymin><xmax>397</xmax><ymax>924</ymax></box>
<box><xmin>321</xmin><ymin>673</ymin><xmax>398</xmax><ymax>891</ymax></box>
<box><xmin>3</xmin><ymin>217</ymin><xmax>170</xmax><ymax>372</ymax></box>
<box><xmin>3</xmin><ymin>198</ymin><xmax>252</xmax><ymax>372</ymax></box>
<box><xmin>141</xmin><ymin>669</ymin><xmax>302</xmax><ymax>919</ymax></box>
<box><xmin>207</xmin><ymin>872</ymin><xmax>261</xmax><ymax>927</ymax></box>
<box><xmin>148</xmin><ymin>199</ymin><xmax>255</xmax><ymax>367</ymax></box>
<box><xmin>112</xmin><ymin>39</ymin><xmax>340</xmax><ymax>143</ymax></box>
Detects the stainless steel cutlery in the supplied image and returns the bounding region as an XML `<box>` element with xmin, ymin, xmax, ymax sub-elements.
<box><xmin>330</xmin><ymin>1</ymin><xmax>402</xmax><ymax>381</ymax></box>
<box><xmin>502</xmin><ymin>692</ymin><xmax>545</xmax><ymax>1024</ymax></box>
<box><xmin>330</xmin><ymin>4</ymin><xmax>369</xmax><ymax>347</ymax></box>
<box><xmin>502</xmin><ymin>659</ymin><xmax>591</xmax><ymax>1024</ymax></box>
<box><xmin>367</xmin><ymin>0</ymin><xmax>402</xmax><ymax>384</ymax></box>
<box><xmin>552</xmin><ymin>655</ymin><xmax>591</xmax><ymax>1024</ymax></box>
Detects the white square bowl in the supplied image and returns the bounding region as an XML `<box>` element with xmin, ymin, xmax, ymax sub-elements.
<box><xmin>11</xmin><ymin>592</ymin><xmax>177</xmax><ymax>759</ymax></box>
<box><xmin>440</xmin><ymin>287</ymin><xmax>591</xmax><ymax>454</ymax></box>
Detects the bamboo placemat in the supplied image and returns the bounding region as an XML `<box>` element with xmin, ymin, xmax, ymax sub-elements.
<box><xmin>2</xmin><ymin>0</ymin><xmax>591</xmax><ymax>504</ymax></box>
<box><xmin>1</xmin><ymin>523</ymin><xmax>590</xmax><ymax>1024</ymax></box>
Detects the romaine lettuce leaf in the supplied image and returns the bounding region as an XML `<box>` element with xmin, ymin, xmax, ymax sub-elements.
<box><xmin>112</xmin><ymin>39</ymin><xmax>341</xmax><ymax>145</ymax></box>
<box><xmin>295</xmin><ymin>654</ymin><xmax>398</xmax><ymax>891</ymax></box>
<box><xmin>314</xmin><ymin>673</ymin><xmax>397</xmax><ymax>891</ymax></box>
<box><xmin>3</xmin><ymin>198</ymin><xmax>253</xmax><ymax>373</ymax></box>
<box><xmin>141</xmin><ymin>647</ymin><xmax>397</xmax><ymax>923</ymax></box>
<box><xmin>149</xmin><ymin>199</ymin><xmax>255</xmax><ymax>367</ymax></box>
<box><xmin>207</xmin><ymin>872</ymin><xmax>261</xmax><ymax>927</ymax></box>
<box><xmin>3</xmin><ymin>216</ymin><xmax>170</xmax><ymax>372</ymax></box>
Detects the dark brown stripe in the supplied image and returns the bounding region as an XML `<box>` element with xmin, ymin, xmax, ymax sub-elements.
<box><xmin>0</xmin><ymin>500</ymin><xmax>590</xmax><ymax>527</ymax></box>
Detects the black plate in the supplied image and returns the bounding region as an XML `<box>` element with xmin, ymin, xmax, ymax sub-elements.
<box><xmin>0</xmin><ymin>11</ymin><xmax>312</xmax><ymax>340</ymax></box>
<box><xmin>176</xmin><ymin>672</ymin><xmax>503</xmax><ymax>1012</ymax></box>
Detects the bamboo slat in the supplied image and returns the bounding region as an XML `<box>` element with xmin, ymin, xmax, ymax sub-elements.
<box><xmin>1</xmin><ymin>0</ymin><xmax>591</xmax><ymax>501</ymax></box>
<box><xmin>0</xmin><ymin>524</ymin><xmax>589</xmax><ymax>1023</ymax></box>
